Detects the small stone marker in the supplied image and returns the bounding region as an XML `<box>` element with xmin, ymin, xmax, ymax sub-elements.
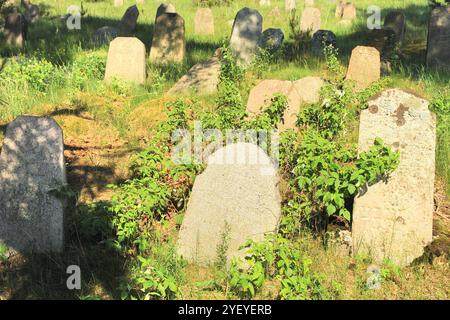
<box><xmin>311</xmin><ymin>30</ymin><xmax>337</xmax><ymax>55</ymax></box>
<box><xmin>426</xmin><ymin>6</ymin><xmax>450</xmax><ymax>69</ymax></box>
<box><xmin>300</xmin><ymin>7</ymin><xmax>321</xmax><ymax>34</ymax></box>
<box><xmin>149</xmin><ymin>13</ymin><xmax>185</xmax><ymax>64</ymax></box>
<box><xmin>292</xmin><ymin>76</ymin><xmax>324</xmax><ymax>105</ymax></box>
<box><xmin>384</xmin><ymin>11</ymin><xmax>406</xmax><ymax>44</ymax></box>
<box><xmin>105</xmin><ymin>37</ymin><xmax>146</xmax><ymax>84</ymax></box>
<box><xmin>353</xmin><ymin>89</ymin><xmax>436</xmax><ymax>267</ymax></box>
<box><xmin>229</xmin><ymin>7</ymin><xmax>263</xmax><ymax>66</ymax></box>
<box><xmin>0</xmin><ymin>116</ymin><xmax>66</xmax><ymax>253</ymax></box>
<box><xmin>335</xmin><ymin>1</ymin><xmax>344</xmax><ymax>17</ymax></box>
<box><xmin>119</xmin><ymin>5</ymin><xmax>139</xmax><ymax>35</ymax></box>
<box><xmin>176</xmin><ymin>143</ymin><xmax>281</xmax><ymax>265</ymax></box>
<box><xmin>92</xmin><ymin>26</ymin><xmax>118</xmax><ymax>46</ymax></box>
<box><xmin>345</xmin><ymin>46</ymin><xmax>380</xmax><ymax>91</ymax></box>
<box><xmin>4</xmin><ymin>12</ymin><xmax>27</xmax><ymax>47</ymax></box>
<box><xmin>156</xmin><ymin>3</ymin><xmax>176</xmax><ymax>20</ymax></box>
<box><xmin>285</xmin><ymin>0</ymin><xmax>296</xmax><ymax>11</ymax></box>
<box><xmin>341</xmin><ymin>3</ymin><xmax>356</xmax><ymax>20</ymax></box>
<box><xmin>114</xmin><ymin>0</ymin><xmax>123</xmax><ymax>7</ymax></box>
<box><xmin>194</xmin><ymin>8</ymin><xmax>214</xmax><ymax>36</ymax></box>
<box><xmin>260</xmin><ymin>28</ymin><xmax>284</xmax><ymax>52</ymax></box>
<box><xmin>168</xmin><ymin>53</ymin><xmax>221</xmax><ymax>95</ymax></box>
<box><xmin>246</xmin><ymin>80</ymin><xmax>301</xmax><ymax>130</ymax></box>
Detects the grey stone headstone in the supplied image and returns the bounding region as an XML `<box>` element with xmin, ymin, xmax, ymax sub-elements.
<box><xmin>260</xmin><ymin>28</ymin><xmax>284</xmax><ymax>52</ymax></box>
<box><xmin>177</xmin><ymin>143</ymin><xmax>281</xmax><ymax>265</ymax></box>
<box><xmin>4</xmin><ymin>12</ymin><xmax>27</xmax><ymax>47</ymax></box>
<box><xmin>92</xmin><ymin>26</ymin><xmax>118</xmax><ymax>46</ymax></box>
<box><xmin>426</xmin><ymin>6</ymin><xmax>450</xmax><ymax>69</ymax></box>
<box><xmin>0</xmin><ymin>116</ymin><xmax>66</xmax><ymax>253</ymax></box>
<box><xmin>353</xmin><ymin>89</ymin><xmax>435</xmax><ymax>267</ymax></box>
<box><xmin>119</xmin><ymin>5</ymin><xmax>139</xmax><ymax>36</ymax></box>
<box><xmin>156</xmin><ymin>3</ymin><xmax>176</xmax><ymax>20</ymax></box>
<box><xmin>24</xmin><ymin>4</ymin><xmax>40</xmax><ymax>23</ymax></box>
<box><xmin>229</xmin><ymin>7</ymin><xmax>263</xmax><ymax>66</ymax></box>
<box><xmin>311</xmin><ymin>29</ymin><xmax>337</xmax><ymax>55</ymax></box>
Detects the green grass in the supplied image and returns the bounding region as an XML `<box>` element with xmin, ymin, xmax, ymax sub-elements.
<box><xmin>0</xmin><ymin>0</ymin><xmax>449</xmax><ymax>300</ymax></box>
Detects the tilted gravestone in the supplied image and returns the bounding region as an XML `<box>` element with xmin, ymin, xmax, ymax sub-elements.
<box><xmin>345</xmin><ymin>46</ymin><xmax>380</xmax><ymax>91</ymax></box>
<box><xmin>4</xmin><ymin>12</ymin><xmax>27</xmax><ymax>47</ymax></box>
<box><xmin>156</xmin><ymin>3</ymin><xmax>176</xmax><ymax>20</ymax></box>
<box><xmin>0</xmin><ymin>116</ymin><xmax>66</xmax><ymax>253</ymax></box>
<box><xmin>426</xmin><ymin>6</ymin><xmax>450</xmax><ymax>69</ymax></box>
<box><xmin>246</xmin><ymin>79</ymin><xmax>301</xmax><ymax>130</ymax></box>
<box><xmin>229</xmin><ymin>7</ymin><xmax>263</xmax><ymax>66</ymax></box>
<box><xmin>260</xmin><ymin>28</ymin><xmax>284</xmax><ymax>52</ymax></box>
<box><xmin>384</xmin><ymin>11</ymin><xmax>406</xmax><ymax>44</ymax></box>
<box><xmin>149</xmin><ymin>13</ymin><xmax>185</xmax><ymax>64</ymax></box>
<box><xmin>194</xmin><ymin>8</ymin><xmax>214</xmax><ymax>36</ymax></box>
<box><xmin>353</xmin><ymin>89</ymin><xmax>436</xmax><ymax>267</ymax></box>
<box><xmin>119</xmin><ymin>5</ymin><xmax>139</xmax><ymax>36</ymax></box>
<box><xmin>168</xmin><ymin>52</ymin><xmax>221</xmax><ymax>95</ymax></box>
<box><xmin>292</xmin><ymin>76</ymin><xmax>324</xmax><ymax>105</ymax></box>
<box><xmin>104</xmin><ymin>37</ymin><xmax>146</xmax><ymax>84</ymax></box>
<box><xmin>300</xmin><ymin>7</ymin><xmax>321</xmax><ymax>34</ymax></box>
<box><xmin>177</xmin><ymin>143</ymin><xmax>281</xmax><ymax>265</ymax></box>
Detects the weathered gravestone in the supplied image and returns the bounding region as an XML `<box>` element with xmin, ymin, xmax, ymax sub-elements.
<box><xmin>229</xmin><ymin>7</ymin><xmax>263</xmax><ymax>66</ymax></box>
<box><xmin>168</xmin><ymin>52</ymin><xmax>221</xmax><ymax>95</ymax></box>
<box><xmin>260</xmin><ymin>28</ymin><xmax>284</xmax><ymax>52</ymax></box>
<box><xmin>426</xmin><ymin>6</ymin><xmax>450</xmax><ymax>69</ymax></box>
<box><xmin>246</xmin><ymin>79</ymin><xmax>301</xmax><ymax>130</ymax></box>
<box><xmin>92</xmin><ymin>26</ymin><xmax>118</xmax><ymax>46</ymax></box>
<box><xmin>311</xmin><ymin>30</ymin><xmax>337</xmax><ymax>55</ymax></box>
<box><xmin>384</xmin><ymin>11</ymin><xmax>406</xmax><ymax>44</ymax></box>
<box><xmin>353</xmin><ymin>89</ymin><xmax>436</xmax><ymax>267</ymax></box>
<box><xmin>300</xmin><ymin>7</ymin><xmax>321</xmax><ymax>34</ymax></box>
<box><xmin>4</xmin><ymin>12</ymin><xmax>27</xmax><ymax>47</ymax></box>
<box><xmin>156</xmin><ymin>3</ymin><xmax>176</xmax><ymax>20</ymax></box>
<box><xmin>194</xmin><ymin>8</ymin><xmax>214</xmax><ymax>36</ymax></box>
<box><xmin>119</xmin><ymin>5</ymin><xmax>139</xmax><ymax>35</ymax></box>
<box><xmin>104</xmin><ymin>37</ymin><xmax>146</xmax><ymax>84</ymax></box>
<box><xmin>292</xmin><ymin>76</ymin><xmax>324</xmax><ymax>105</ymax></box>
<box><xmin>176</xmin><ymin>143</ymin><xmax>281</xmax><ymax>264</ymax></box>
<box><xmin>0</xmin><ymin>116</ymin><xmax>66</xmax><ymax>253</ymax></box>
<box><xmin>149</xmin><ymin>13</ymin><xmax>185</xmax><ymax>64</ymax></box>
<box><xmin>341</xmin><ymin>3</ymin><xmax>356</xmax><ymax>20</ymax></box>
<box><xmin>24</xmin><ymin>4</ymin><xmax>39</xmax><ymax>23</ymax></box>
<box><xmin>285</xmin><ymin>0</ymin><xmax>296</xmax><ymax>11</ymax></box>
<box><xmin>345</xmin><ymin>46</ymin><xmax>380</xmax><ymax>91</ymax></box>
<box><xmin>114</xmin><ymin>0</ymin><xmax>123</xmax><ymax>7</ymax></box>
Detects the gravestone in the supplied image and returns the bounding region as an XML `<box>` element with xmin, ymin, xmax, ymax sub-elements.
<box><xmin>341</xmin><ymin>3</ymin><xmax>356</xmax><ymax>20</ymax></box>
<box><xmin>426</xmin><ymin>6</ymin><xmax>450</xmax><ymax>69</ymax></box>
<box><xmin>335</xmin><ymin>1</ymin><xmax>344</xmax><ymax>17</ymax></box>
<box><xmin>0</xmin><ymin>116</ymin><xmax>66</xmax><ymax>253</ymax></box>
<box><xmin>194</xmin><ymin>8</ymin><xmax>214</xmax><ymax>36</ymax></box>
<box><xmin>246</xmin><ymin>80</ymin><xmax>301</xmax><ymax>130</ymax></box>
<box><xmin>149</xmin><ymin>13</ymin><xmax>185</xmax><ymax>64</ymax></box>
<box><xmin>311</xmin><ymin>30</ymin><xmax>337</xmax><ymax>55</ymax></box>
<box><xmin>168</xmin><ymin>52</ymin><xmax>221</xmax><ymax>95</ymax></box>
<box><xmin>104</xmin><ymin>37</ymin><xmax>146</xmax><ymax>84</ymax></box>
<box><xmin>114</xmin><ymin>0</ymin><xmax>123</xmax><ymax>7</ymax></box>
<box><xmin>260</xmin><ymin>28</ymin><xmax>284</xmax><ymax>52</ymax></box>
<box><xmin>4</xmin><ymin>12</ymin><xmax>27</xmax><ymax>47</ymax></box>
<box><xmin>119</xmin><ymin>5</ymin><xmax>139</xmax><ymax>35</ymax></box>
<box><xmin>285</xmin><ymin>0</ymin><xmax>296</xmax><ymax>11</ymax></box>
<box><xmin>384</xmin><ymin>11</ymin><xmax>406</xmax><ymax>43</ymax></box>
<box><xmin>292</xmin><ymin>76</ymin><xmax>324</xmax><ymax>104</ymax></box>
<box><xmin>300</xmin><ymin>7</ymin><xmax>321</xmax><ymax>34</ymax></box>
<box><xmin>229</xmin><ymin>7</ymin><xmax>263</xmax><ymax>66</ymax></box>
<box><xmin>353</xmin><ymin>89</ymin><xmax>436</xmax><ymax>267</ymax></box>
<box><xmin>156</xmin><ymin>3</ymin><xmax>176</xmax><ymax>20</ymax></box>
<box><xmin>345</xmin><ymin>46</ymin><xmax>380</xmax><ymax>91</ymax></box>
<box><xmin>92</xmin><ymin>26</ymin><xmax>118</xmax><ymax>46</ymax></box>
<box><xmin>177</xmin><ymin>143</ymin><xmax>281</xmax><ymax>265</ymax></box>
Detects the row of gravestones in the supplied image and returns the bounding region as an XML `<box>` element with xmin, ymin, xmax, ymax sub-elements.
<box><xmin>0</xmin><ymin>87</ymin><xmax>435</xmax><ymax>268</ymax></box>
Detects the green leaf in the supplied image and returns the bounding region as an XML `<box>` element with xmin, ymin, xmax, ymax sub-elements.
<box><xmin>326</xmin><ymin>204</ymin><xmax>336</xmax><ymax>215</ymax></box>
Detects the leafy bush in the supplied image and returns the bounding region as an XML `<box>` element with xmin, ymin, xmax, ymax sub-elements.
<box><xmin>71</xmin><ymin>51</ymin><xmax>106</xmax><ymax>89</ymax></box>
